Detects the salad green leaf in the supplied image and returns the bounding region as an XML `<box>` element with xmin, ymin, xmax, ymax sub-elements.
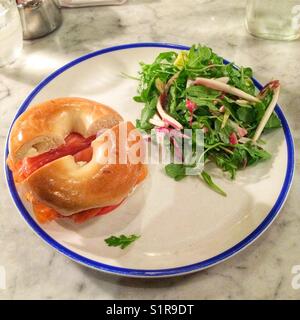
<box><xmin>137</xmin><ymin>95</ymin><xmax>157</xmax><ymax>130</ymax></box>
<box><xmin>165</xmin><ymin>163</ymin><xmax>187</xmax><ymax>181</ymax></box>
<box><xmin>200</xmin><ymin>171</ymin><xmax>227</xmax><ymax>197</ymax></box>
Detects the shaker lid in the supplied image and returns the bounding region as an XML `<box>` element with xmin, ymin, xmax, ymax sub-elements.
<box><xmin>16</xmin><ymin>0</ymin><xmax>41</xmax><ymax>5</ymax></box>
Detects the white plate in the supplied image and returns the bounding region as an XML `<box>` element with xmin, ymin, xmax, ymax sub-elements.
<box><xmin>5</xmin><ymin>43</ymin><xmax>295</xmax><ymax>277</ymax></box>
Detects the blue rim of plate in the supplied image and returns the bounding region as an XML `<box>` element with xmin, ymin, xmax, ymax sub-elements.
<box><xmin>4</xmin><ymin>42</ymin><xmax>295</xmax><ymax>277</ymax></box>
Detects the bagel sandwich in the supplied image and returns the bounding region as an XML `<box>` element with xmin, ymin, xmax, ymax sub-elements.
<box><xmin>7</xmin><ymin>97</ymin><xmax>148</xmax><ymax>224</ymax></box>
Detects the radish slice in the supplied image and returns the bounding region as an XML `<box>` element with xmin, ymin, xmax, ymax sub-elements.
<box><xmin>202</xmin><ymin>126</ymin><xmax>209</xmax><ymax>134</ymax></box>
<box><xmin>186</xmin><ymin>77</ymin><xmax>229</xmax><ymax>88</ymax></box>
<box><xmin>186</xmin><ymin>99</ymin><xmax>197</xmax><ymax>125</ymax></box>
<box><xmin>229</xmin><ymin>132</ymin><xmax>238</xmax><ymax>145</ymax></box>
<box><xmin>152</xmin><ymin>72</ymin><xmax>183</xmax><ymax>130</ymax></box>
<box><xmin>193</xmin><ymin>77</ymin><xmax>260</xmax><ymax>103</ymax></box>
<box><xmin>163</xmin><ymin>118</ymin><xmax>183</xmax><ymax>130</ymax></box>
<box><xmin>215</xmin><ymin>77</ymin><xmax>230</xmax><ymax>84</ymax></box>
<box><xmin>171</xmin><ymin>137</ymin><xmax>183</xmax><ymax>161</ymax></box>
<box><xmin>149</xmin><ymin>113</ymin><xmax>165</xmax><ymax>127</ymax></box>
<box><xmin>228</xmin><ymin>119</ymin><xmax>248</xmax><ymax>137</ymax></box>
<box><xmin>219</xmin><ymin>105</ymin><xmax>225</xmax><ymax>113</ymax></box>
<box><xmin>156</xmin><ymin>98</ymin><xmax>183</xmax><ymax>130</ymax></box>
<box><xmin>155</xmin><ymin>127</ymin><xmax>170</xmax><ymax>135</ymax></box>
<box><xmin>156</xmin><ymin>127</ymin><xmax>190</xmax><ymax>139</ymax></box>
<box><xmin>257</xmin><ymin>80</ymin><xmax>280</xmax><ymax>99</ymax></box>
<box><xmin>252</xmin><ymin>84</ymin><xmax>280</xmax><ymax>143</ymax></box>
<box><xmin>237</xmin><ymin>126</ymin><xmax>248</xmax><ymax>138</ymax></box>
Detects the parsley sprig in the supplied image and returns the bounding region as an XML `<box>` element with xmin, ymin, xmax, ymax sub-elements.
<box><xmin>105</xmin><ymin>234</ymin><xmax>140</xmax><ymax>249</ymax></box>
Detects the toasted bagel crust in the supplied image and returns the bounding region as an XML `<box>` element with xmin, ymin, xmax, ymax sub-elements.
<box><xmin>9</xmin><ymin>97</ymin><xmax>123</xmax><ymax>164</ymax></box>
<box><xmin>22</xmin><ymin>121</ymin><xmax>147</xmax><ymax>216</ymax></box>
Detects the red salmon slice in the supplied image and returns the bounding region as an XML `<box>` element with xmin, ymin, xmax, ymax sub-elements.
<box><xmin>13</xmin><ymin>133</ymin><xmax>96</xmax><ymax>182</ymax></box>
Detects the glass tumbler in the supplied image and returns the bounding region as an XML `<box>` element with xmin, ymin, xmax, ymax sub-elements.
<box><xmin>245</xmin><ymin>0</ymin><xmax>300</xmax><ymax>40</ymax></box>
<box><xmin>0</xmin><ymin>0</ymin><xmax>23</xmax><ymax>67</ymax></box>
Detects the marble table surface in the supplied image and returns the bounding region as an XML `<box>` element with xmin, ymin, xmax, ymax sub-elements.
<box><xmin>0</xmin><ymin>0</ymin><xmax>300</xmax><ymax>300</ymax></box>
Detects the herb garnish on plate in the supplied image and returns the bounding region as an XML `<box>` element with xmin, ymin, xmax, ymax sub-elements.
<box><xmin>105</xmin><ymin>234</ymin><xmax>140</xmax><ymax>249</ymax></box>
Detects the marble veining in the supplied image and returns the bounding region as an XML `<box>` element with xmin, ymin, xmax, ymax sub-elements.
<box><xmin>0</xmin><ymin>0</ymin><xmax>300</xmax><ymax>299</ymax></box>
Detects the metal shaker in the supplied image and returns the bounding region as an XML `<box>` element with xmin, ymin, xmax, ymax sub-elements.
<box><xmin>16</xmin><ymin>0</ymin><xmax>62</xmax><ymax>40</ymax></box>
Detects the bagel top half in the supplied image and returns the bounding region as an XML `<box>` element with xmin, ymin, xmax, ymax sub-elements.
<box><xmin>8</xmin><ymin>97</ymin><xmax>147</xmax><ymax>216</ymax></box>
<box><xmin>9</xmin><ymin>97</ymin><xmax>123</xmax><ymax>164</ymax></box>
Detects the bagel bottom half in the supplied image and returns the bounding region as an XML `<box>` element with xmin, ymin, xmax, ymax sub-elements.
<box><xmin>26</xmin><ymin>165</ymin><xmax>147</xmax><ymax>224</ymax></box>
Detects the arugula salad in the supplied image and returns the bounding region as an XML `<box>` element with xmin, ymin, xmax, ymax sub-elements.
<box><xmin>132</xmin><ymin>44</ymin><xmax>281</xmax><ymax>196</ymax></box>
